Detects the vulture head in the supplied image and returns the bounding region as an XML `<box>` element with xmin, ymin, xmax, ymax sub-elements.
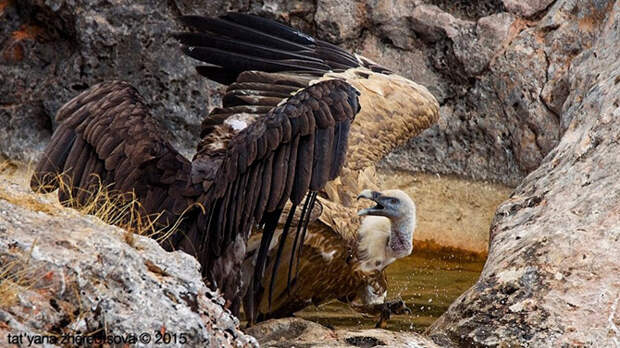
<box><xmin>357</xmin><ymin>189</ymin><xmax>415</xmax><ymax>219</ymax></box>
<box><xmin>357</xmin><ymin>189</ymin><xmax>416</xmax><ymax>270</ymax></box>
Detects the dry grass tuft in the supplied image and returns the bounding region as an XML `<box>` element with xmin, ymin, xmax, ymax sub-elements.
<box><xmin>24</xmin><ymin>164</ymin><xmax>193</xmax><ymax>247</ymax></box>
<box><xmin>31</xmin><ymin>171</ymin><xmax>179</xmax><ymax>244</ymax></box>
<box><xmin>1</xmin><ymin>159</ymin><xmax>190</xmax><ymax>247</ymax></box>
<box><xmin>0</xmin><ymin>242</ymin><xmax>42</xmax><ymax>309</ymax></box>
<box><xmin>0</xmin><ymin>260</ymin><xmax>32</xmax><ymax>308</ymax></box>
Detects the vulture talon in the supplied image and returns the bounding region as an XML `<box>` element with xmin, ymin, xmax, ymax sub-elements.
<box><xmin>387</xmin><ymin>299</ymin><xmax>411</xmax><ymax>315</ymax></box>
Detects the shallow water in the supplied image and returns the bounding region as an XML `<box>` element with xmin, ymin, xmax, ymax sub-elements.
<box><xmin>295</xmin><ymin>250</ymin><xmax>485</xmax><ymax>333</ymax></box>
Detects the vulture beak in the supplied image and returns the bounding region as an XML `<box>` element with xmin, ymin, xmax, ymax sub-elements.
<box><xmin>357</xmin><ymin>189</ymin><xmax>390</xmax><ymax>217</ymax></box>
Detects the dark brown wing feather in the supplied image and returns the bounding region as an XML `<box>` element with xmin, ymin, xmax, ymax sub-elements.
<box><xmin>30</xmin><ymin>81</ymin><xmax>198</xmax><ymax>234</ymax></box>
<box><xmin>174</xmin><ymin>12</ymin><xmax>368</xmax><ymax>141</ymax></box>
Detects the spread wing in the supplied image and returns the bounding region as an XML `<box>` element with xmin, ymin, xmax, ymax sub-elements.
<box><xmin>30</xmin><ymin>81</ymin><xmax>197</xmax><ymax>239</ymax></box>
<box><xmin>30</xmin><ymin>78</ymin><xmax>361</xmax><ymax>306</ymax></box>
<box><xmin>173</xmin><ymin>12</ymin><xmax>372</xmax><ymax>315</ymax></box>
<box><xmin>174</xmin><ymin>12</ymin><xmax>389</xmax><ymax>84</ymax></box>
<box><xmin>173</xmin><ymin>12</ymin><xmax>393</xmax><ymax>145</ymax></box>
<box><xmin>174</xmin><ymin>13</ymin><xmax>439</xmax><ymax>247</ymax></box>
<box><xmin>174</xmin><ymin>13</ymin><xmax>439</xmax><ymax>308</ymax></box>
<box><xmin>32</xmin><ymin>13</ymin><xmax>365</xmax><ymax>320</ymax></box>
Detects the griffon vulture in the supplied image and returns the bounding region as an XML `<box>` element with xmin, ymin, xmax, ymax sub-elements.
<box><xmin>176</xmin><ymin>15</ymin><xmax>440</xmax><ymax>324</ymax></box>
<box><xmin>250</xmin><ymin>189</ymin><xmax>418</xmax><ymax>328</ymax></box>
<box><xmin>30</xmin><ymin>12</ymin><xmax>439</xmax><ymax>320</ymax></box>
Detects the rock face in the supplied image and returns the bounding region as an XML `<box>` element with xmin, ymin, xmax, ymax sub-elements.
<box><xmin>375</xmin><ymin>0</ymin><xmax>613</xmax><ymax>186</ymax></box>
<box><xmin>427</xmin><ymin>2</ymin><xmax>620</xmax><ymax>346</ymax></box>
<box><xmin>0</xmin><ymin>0</ymin><xmax>611</xmax><ymax>188</ymax></box>
<box><xmin>0</xmin><ymin>0</ymin><xmax>224</xmax><ymax>161</ymax></box>
<box><xmin>245</xmin><ymin>317</ymin><xmax>439</xmax><ymax>348</ymax></box>
<box><xmin>0</xmin><ymin>172</ymin><xmax>257</xmax><ymax>347</ymax></box>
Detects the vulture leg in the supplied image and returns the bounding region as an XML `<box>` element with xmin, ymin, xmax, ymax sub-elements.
<box><xmin>374</xmin><ymin>299</ymin><xmax>411</xmax><ymax>328</ymax></box>
<box><xmin>348</xmin><ymin>298</ymin><xmax>411</xmax><ymax>329</ymax></box>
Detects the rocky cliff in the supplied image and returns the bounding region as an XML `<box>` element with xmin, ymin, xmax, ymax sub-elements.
<box><xmin>428</xmin><ymin>2</ymin><xmax>620</xmax><ymax>346</ymax></box>
<box><xmin>1</xmin><ymin>0</ymin><xmax>618</xmax><ymax>346</ymax></box>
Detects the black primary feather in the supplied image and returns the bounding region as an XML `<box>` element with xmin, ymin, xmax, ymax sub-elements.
<box><xmin>295</xmin><ymin>192</ymin><xmax>317</xmax><ymax>276</ymax></box>
<box><xmin>174</xmin><ymin>33</ymin><xmax>323</xmax><ymax>64</ymax></box>
<box><xmin>268</xmin><ymin>203</ymin><xmax>297</xmax><ymax>309</ymax></box>
<box><xmin>331</xmin><ymin>120</ymin><xmax>351</xmax><ymax>179</ymax></box>
<box><xmin>223</xmin><ymin>12</ymin><xmax>316</xmax><ymax>46</ymax></box>
<box><xmin>287</xmin><ymin>192</ymin><xmax>312</xmax><ymax>295</ymax></box>
<box><xmin>195</xmin><ymin>66</ymin><xmax>240</xmax><ymax>85</ymax></box>
<box><xmin>182</xmin><ymin>46</ymin><xmax>329</xmax><ymax>74</ymax></box>
<box><xmin>180</xmin><ymin>16</ymin><xmax>310</xmax><ymax>53</ymax></box>
<box><xmin>252</xmin><ymin>209</ymin><xmax>283</xmax><ymax>311</ymax></box>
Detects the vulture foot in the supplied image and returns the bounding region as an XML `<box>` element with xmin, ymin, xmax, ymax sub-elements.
<box><xmin>374</xmin><ymin>299</ymin><xmax>411</xmax><ymax>328</ymax></box>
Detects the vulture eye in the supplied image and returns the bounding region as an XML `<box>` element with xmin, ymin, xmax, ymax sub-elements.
<box><xmin>389</xmin><ymin>198</ymin><xmax>400</xmax><ymax>205</ymax></box>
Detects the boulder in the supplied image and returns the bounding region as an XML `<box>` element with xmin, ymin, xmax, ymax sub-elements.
<box><xmin>409</xmin><ymin>5</ymin><xmax>470</xmax><ymax>43</ymax></box>
<box><xmin>245</xmin><ymin>317</ymin><xmax>439</xmax><ymax>347</ymax></box>
<box><xmin>369</xmin><ymin>0</ymin><xmax>422</xmax><ymax>50</ymax></box>
<box><xmin>503</xmin><ymin>0</ymin><xmax>556</xmax><ymax>17</ymax></box>
<box><xmin>427</xmin><ymin>2</ymin><xmax>620</xmax><ymax>345</ymax></box>
<box><xmin>0</xmin><ymin>172</ymin><xmax>257</xmax><ymax>347</ymax></box>
<box><xmin>315</xmin><ymin>0</ymin><xmax>368</xmax><ymax>43</ymax></box>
